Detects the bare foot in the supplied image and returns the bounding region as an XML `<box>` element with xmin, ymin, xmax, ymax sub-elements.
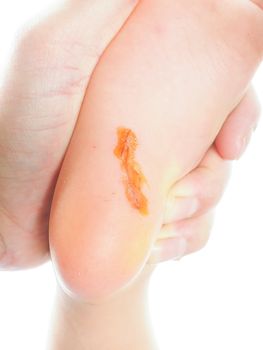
<box><xmin>49</xmin><ymin>0</ymin><xmax>263</xmax><ymax>302</ymax></box>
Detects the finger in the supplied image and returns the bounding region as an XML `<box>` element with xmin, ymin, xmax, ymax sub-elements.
<box><xmin>0</xmin><ymin>0</ymin><xmax>138</xmax><ymax>269</ymax></box>
<box><xmin>148</xmin><ymin>212</ymin><xmax>215</xmax><ymax>264</ymax></box>
<box><xmin>163</xmin><ymin>146</ymin><xmax>232</xmax><ymax>224</ymax></box>
<box><xmin>215</xmin><ymin>86</ymin><xmax>261</xmax><ymax>160</ymax></box>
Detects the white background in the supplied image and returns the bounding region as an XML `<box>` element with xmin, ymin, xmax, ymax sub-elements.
<box><xmin>0</xmin><ymin>1</ymin><xmax>262</xmax><ymax>349</ymax></box>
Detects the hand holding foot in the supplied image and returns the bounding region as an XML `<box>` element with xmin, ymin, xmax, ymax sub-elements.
<box><xmin>50</xmin><ymin>0</ymin><xmax>263</xmax><ymax>303</ymax></box>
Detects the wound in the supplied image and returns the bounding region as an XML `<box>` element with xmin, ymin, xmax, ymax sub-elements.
<box><xmin>114</xmin><ymin>127</ymin><xmax>148</xmax><ymax>216</ymax></box>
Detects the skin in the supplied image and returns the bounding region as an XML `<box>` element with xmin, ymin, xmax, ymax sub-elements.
<box><xmin>0</xmin><ymin>0</ymin><xmax>260</xmax><ymax>270</ymax></box>
<box><xmin>0</xmin><ymin>0</ymin><xmax>141</xmax><ymax>268</ymax></box>
<box><xmin>0</xmin><ymin>1</ymin><xmax>261</xmax><ymax>349</ymax></box>
<box><xmin>49</xmin><ymin>266</ymin><xmax>159</xmax><ymax>350</ymax></box>
<box><xmin>49</xmin><ymin>0</ymin><xmax>263</xmax><ymax>302</ymax></box>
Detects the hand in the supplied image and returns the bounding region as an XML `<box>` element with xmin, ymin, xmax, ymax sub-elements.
<box><xmin>0</xmin><ymin>0</ymin><xmax>139</xmax><ymax>269</ymax></box>
<box><xmin>148</xmin><ymin>145</ymin><xmax>231</xmax><ymax>263</ymax></box>
<box><xmin>149</xmin><ymin>85</ymin><xmax>262</xmax><ymax>263</ymax></box>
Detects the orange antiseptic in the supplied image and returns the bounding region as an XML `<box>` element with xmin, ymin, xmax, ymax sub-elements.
<box><xmin>114</xmin><ymin>128</ymin><xmax>148</xmax><ymax>215</ymax></box>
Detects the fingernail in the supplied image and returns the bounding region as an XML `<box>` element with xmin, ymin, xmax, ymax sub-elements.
<box><xmin>236</xmin><ymin>130</ymin><xmax>253</xmax><ymax>159</ymax></box>
<box><xmin>147</xmin><ymin>237</ymin><xmax>187</xmax><ymax>264</ymax></box>
<box><xmin>164</xmin><ymin>197</ymin><xmax>199</xmax><ymax>223</ymax></box>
